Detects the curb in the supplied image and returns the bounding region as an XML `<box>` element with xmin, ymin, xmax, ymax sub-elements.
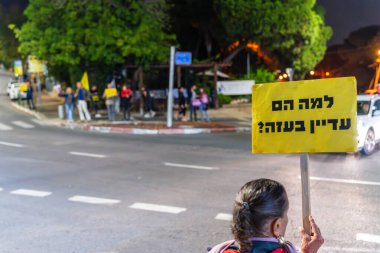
<box><xmin>61</xmin><ymin>123</ymin><xmax>251</xmax><ymax>135</ymax></box>
<box><xmin>11</xmin><ymin>102</ymin><xmax>46</xmax><ymax>120</ymax></box>
<box><xmin>10</xmin><ymin>102</ymin><xmax>251</xmax><ymax>135</ymax></box>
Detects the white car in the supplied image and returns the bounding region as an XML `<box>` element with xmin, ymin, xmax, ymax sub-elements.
<box><xmin>9</xmin><ymin>82</ymin><xmax>27</xmax><ymax>100</ymax></box>
<box><xmin>357</xmin><ymin>94</ymin><xmax>380</xmax><ymax>155</ymax></box>
<box><xmin>6</xmin><ymin>80</ymin><xmax>18</xmax><ymax>96</ymax></box>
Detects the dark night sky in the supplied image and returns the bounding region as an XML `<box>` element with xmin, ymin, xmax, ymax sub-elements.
<box><xmin>317</xmin><ymin>0</ymin><xmax>380</xmax><ymax>45</ymax></box>
<box><xmin>2</xmin><ymin>0</ymin><xmax>380</xmax><ymax>47</ymax></box>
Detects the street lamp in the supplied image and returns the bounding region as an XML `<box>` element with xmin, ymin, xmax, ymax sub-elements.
<box><xmin>310</xmin><ymin>70</ymin><xmax>315</xmax><ymax>76</ymax></box>
<box><xmin>325</xmin><ymin>72</ymin><xmax>330</xmax><ymax>77</ymax></box>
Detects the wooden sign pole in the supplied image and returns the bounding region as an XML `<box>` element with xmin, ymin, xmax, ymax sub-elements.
<box><xmin>300</xmin><ymin>153</ymin><xmax>311</xmax><ymax>235</ymax></box>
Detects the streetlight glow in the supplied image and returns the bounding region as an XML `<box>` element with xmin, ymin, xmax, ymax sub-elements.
<box><xmin>283</xmin><ymin>73</ymin><xmax>288</xmax><ymax>78</ymax></box>
<box><xmin>310</xmin><ymin>70</ymin><xmax>315</xmax><ymax>75</ymax></box>
<box><xmin>326</xmin><ymin>72</ymin><xmax>330</xmax><ymax>77</ymax></box>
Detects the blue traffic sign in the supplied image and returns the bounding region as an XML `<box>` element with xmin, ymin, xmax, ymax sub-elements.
<box><xmin>175</xmin><ymin>52</ymin><xmax>192</xmax><ymax>65</ymax></box>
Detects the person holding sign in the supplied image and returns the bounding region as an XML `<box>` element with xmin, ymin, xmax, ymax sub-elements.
<box><xmin>103</xmin><ymin>83</ymin><xmax>118</xmax><ymax>121</ymax></box>
<box><xmin>209</xmin><ymin>179</ymin><xmax>324</xmax><ymax>253</ymax></box>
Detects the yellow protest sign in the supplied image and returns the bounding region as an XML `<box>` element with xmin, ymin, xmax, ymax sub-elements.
<box><xmin>252</xmin><ymin>77</ymin><xmax>357</xmax><ymax>154</ymax></box>
<box><xmin>19</xmin><ymin>83</ymin><xmax>28</xmax><ymax>92</ymax></box>
<box><xmin>105</xmin><ymin>88</ymin><xmax>117</xmax><ymax>98</ymax></box>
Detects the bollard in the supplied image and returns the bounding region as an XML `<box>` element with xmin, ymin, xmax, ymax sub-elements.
<box><xmin>58</xmin><ymin>105</ymin><xmax>64</xmax><ymax>119</ymax></box>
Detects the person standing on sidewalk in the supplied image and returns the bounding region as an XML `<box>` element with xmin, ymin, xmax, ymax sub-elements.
<box><xmin>190</xmin><ymin>85</ymin><xmax>199</xmax><ymax>122</ymax></box>
<box><xmin>103</xmin><ymin>83</ymin><xmax>117</xmax><ymax>121</ymax></box>
<box><xmin>26</xmin><ymin>81</ymin><xmax>35</xmax><ymax>110</ymax></box>
<box><xmin>90</xmin><ymin>85</ymin><xmax>100</xmax><ymax>118</ymax></box>
<box><xmin>177</xmin><ymin>86</ymin><xmax>187</xmax><ymax>121</ymax></box>
<box><xmin>120</xmin><ymin>84</ymin><xmax>133</xmax><ymax>120</ymax></box>
<box><xmin>142</xmin><ymin>87</ymin><xmax>155</xmax><ymax>118</ymax></box>
<box><xmin>75</xmin><ymin>82</ymin><xmax>91</xmax><ymax>121</ymax></box>
<box><xmin>59</xmin><ymin>87</ymin><xmax>75</xmax><ymax>122</ymax></box>
<box><xmin>199</xmin><ymin>87</ymin><xmax>210</xmax><ymax>122</ymax></box>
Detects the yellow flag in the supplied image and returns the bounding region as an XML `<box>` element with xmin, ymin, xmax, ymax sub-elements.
<box><xmin>81</xmin><ymin>71</ymin><xmax>90</xmax><ymax>90</ymax></box>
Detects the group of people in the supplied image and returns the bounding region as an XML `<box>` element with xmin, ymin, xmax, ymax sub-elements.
<box><xmin>102</xmin><ymin>83</ymin><xmax>133</xmax><ymax>121</ymax></box>
<box><xmin>60</xmin><ymin>82</ymin><xmax>92</xmax><ymax>122</ymax></box>
<box><xmin>177</xmin><ymin>85</ymin><xmax>210</xmax><ymax>122</ymax></box>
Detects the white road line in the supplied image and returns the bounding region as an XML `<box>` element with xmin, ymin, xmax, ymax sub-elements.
<box><xmin>69</xmin><ymin>152</ymin><xmax>106</xmax><ymax>158</ymax></box>
<box><xmin>323</xmin><ymin>246</ymin><xmax>380</xmax><ymax>252</ymax></box>
<box><xmin>11</xmin><ymin>189</ymin><xmax>51</xmax><ymax>197</ymax></box>
<box><xmin>0</xmin><ymin>123</ymin><xmax>13</xmax><ymax>131</ymax></box>
<box><xmin>306</xmin><ymin>176</ymin><xmax>380</xmax><ymax>186</ymax></box>
<box><xmin>164</xmin><ymin>162</ymin><xmax>218</xmax><ymax>171</ymax></box>
<box><xmin>68</xmin><ymin>195</ymin><xmax>120</xmax><ymax>205</ymax></box>
<box><xmin>215</xmin><ymin>213</ymin><xmax>233</xmax><ymax>221</ymax></box>
<box><xmin>0</xmin><ymin>141</ymin><xmax>24</xmax><ymax>148</ymax></box>
<box><xmin>12</xmin><ymin>121</ymin><xmax>34</xmax><ymax>129</ymax></box>
<box><xmin>130</xmin><ymin>202</ymin><xmax>187</xmax><ymax>214</ymax></box>
<box><xmin>357</xmin><ymin>233</ymin><xmax>380</xmax><ymax>244</ymax></box>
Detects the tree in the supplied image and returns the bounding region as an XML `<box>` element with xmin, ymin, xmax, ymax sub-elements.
<box><xmin>14</xmin><ymin>0</ymin><xmax>175</xmax><ymax>84</ymax></box>
<box><xmin>214</xmin><ymin>0</ymin><xmax>332</xmax><ymax>79</ymax></box>
<box><xmin>0</xmin><ymin>2</ymin><xmax>26</xmax><ymax>68</ymax></box>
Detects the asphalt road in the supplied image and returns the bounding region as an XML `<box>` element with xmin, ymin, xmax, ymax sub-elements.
<box><xmin>1</xmin><ymin>96</ymin><xmax>380</xmax><ymax>253</ymax></box>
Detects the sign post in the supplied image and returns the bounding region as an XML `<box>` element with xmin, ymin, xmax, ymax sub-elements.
<box><xmin>300</xmin><ymin>153</ymin><xmax>311</xmax><ymax>235</ymax></box>
<box><xmin>252</xmin><ymin>77</ymin><xmax>357</xmax><ymax>235</ymax></box>
<box><xmin>167</xmin><ymin>46</ymin><xmax>176</xmax><ymax>128</ymax></box>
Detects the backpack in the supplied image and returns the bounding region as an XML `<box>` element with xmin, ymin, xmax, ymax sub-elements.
<box><xmin>208</xmin><ymin>240</ymin><xmax>237</xmax><ymax>253</ymax></box>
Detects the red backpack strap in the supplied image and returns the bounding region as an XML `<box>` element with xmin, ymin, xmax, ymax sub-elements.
<box><xmin>208</xmin><ymin>240</ymin><xmax>236</xmax><ymax>253</ymax></box>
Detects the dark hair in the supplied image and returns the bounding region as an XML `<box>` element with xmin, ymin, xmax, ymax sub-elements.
<box><xmin>231</xmin><ymin>179</ymin><xmax>289</xmax><ymax>253</ymax></box>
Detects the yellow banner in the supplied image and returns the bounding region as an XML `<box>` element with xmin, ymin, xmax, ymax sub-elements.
<box><xmin>19</xmin><ymin>83</ymin><xmax>28</xmax><ymax>92</ymax></box>
<box><xmin>252</xmin><ymin>77</ymin><xmax>357</xmax><ymax>154</ymax></box>
<box><xmin>105</xmin><ymin>88</ymin><xmax>117</xmax><ymax>98</ymax></box>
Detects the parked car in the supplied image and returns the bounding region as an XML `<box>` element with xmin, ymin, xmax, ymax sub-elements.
<box><xmin>357</xmin><ymin>94</ymin><xmax>380</xmax><ymax>155</ymax></box>
<box><xmin>9</xmin><ymin>82</ymin><xmax>27</xmax><ymax>100</ymax></box>
<box><xmin>6</xmin><ymin>80</ymin><xmax>18</xmax><ymax>96</ymax></box>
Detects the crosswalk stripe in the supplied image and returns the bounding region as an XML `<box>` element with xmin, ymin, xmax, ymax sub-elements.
<box><xmin>130</xmin><ymin>202</ymin><xmax>187</xmax><ymax>214</ymax></box>
<box><xmin>12</xmin><ymin>121</ymin><xmax>35</xmax><ymax>129</ymax></box>
<box><xmin>0</xmin><ymin>123</ymin><xmax>13</xmax><ymax>131</ymax></box>
<box><xmin>215</xmin><ymin>213</ymin><xmax>233</xmax><ymax>221</ymax></box>
<box><xmin>68</xmin><ymin>195</ymin><xmax>120</xmax><ymax>205</ymax></box>
<box><xmin>11</xmin><ymin>189</ymin><xmax>51</xmax><ymax>197</ymax></box>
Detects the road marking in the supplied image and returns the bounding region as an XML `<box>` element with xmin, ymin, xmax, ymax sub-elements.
<box><xmin>323</xmin><ymin>246</ymin><xmax>380</xmax><ymax>252</ymax></box>
<box><xmin>130</xmin><ymin>202</ymin><xmax>187</xmax><ymax>214</ymax></box>
<box><xmin>164</xmin><ymin>162</ymin><xmax>218</xmax><ymax>171</ymax></box>
<box><xmin>0</xmin><ymin>123</ymin><xmax>12</xmax><ymax>131</ymax></box>
<box><xmin>357</xmin><ymin>233</ymin><xmax>380</xmax><ymax>244</ymax></box>
<box><xmin>69</xmin><ymin>152</ymin><xmax>106</xmax><ymax>158</ymax></box>
<box><xmin>12</xmin><ymin>121</ymin><xmax>34</xmax><ymax>129</ymax></box>
<box><xmin>0</xmin><ymin>141</ymin><xmax>24</xmax><ymax>148</ymax></box>
<box><xmin>68</xmin><ymin>195</ymin><xmax>120</xmax><ymax>205</ymax></box>
<box><xmin>11</xmin><ymin>189</ymin><xmax>51</xmax><ymax>197</ymax></box>
<box><xmin>306</xmin><ymin>176</ymin><xmax>380</xmax><ymax>186</ymax></box>
<box><xmin>215</xmin><ymin>213</ymin><xmax>233</xmax><ymax>221</ymax></box>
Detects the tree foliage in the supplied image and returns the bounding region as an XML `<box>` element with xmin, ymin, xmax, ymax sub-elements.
<box><xmin>15</xmin><ymin>0</ymin><xmax>175</xmax><ymax>83</ymax></box>
<box><xmin>0</xmin><ymin>3</ymin><xmax>25</xmax><ymax>68</ymax></box>
<box><xmin>214</xmin><ymin>0</ymin><xmax>332</xmax><ymax>79</ymax></box>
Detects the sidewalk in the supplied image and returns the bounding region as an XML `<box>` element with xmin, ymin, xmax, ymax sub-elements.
<box><xmin>12</xmin><ymin>94</ymin><xmax>252</xmax><ymax>135</ymax></box>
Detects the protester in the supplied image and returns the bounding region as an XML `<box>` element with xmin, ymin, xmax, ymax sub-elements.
<box><xmin>90</xmin><ymin>85</ymin><xmax>100</xmax><ymax>118</ymax></box>
<box><xmin>142</xmin><ymin>87</ymin><xmax>155</xmax><ymax>118</ymax></box>
<box><xmin>199</xmin><ymin>87</ymin><xmax>210</xmax><ymax>122</ymax></box>
<box><xmin>60</xmin><ymin>87</ymin><xmax>75</xmax><ymax>122</ymax></box>
<box><xmin>190</xmin><ymin>85</ymin><xmax>199</xmax><ymax>122</ymax></box>
<box><xmin>209</xmin><ymin>178</ymin><xmax>324</xmax><ymax>253</ymax></box>
<box><xmin>75</xmin><ymin>82</ymin><xmax>91</xmax><ymax>121</ymax></box>
<box><xmin>120</xmin><ymin>84</ymin><xmax>133</xmax><ymax>120</ymax></box>
<box><xmin>177</xmin><ymin>86</ymin><xmax>187</xmax><ymax>121</ymax></box>
<box><xmin>26</xmin><ymin>81</ymin><xmax>35</xmax><ymax>110</ymax></box>
<box><xmin>103</xmin><ymin>83</ymin><xmax>118</xmax><ymax>121</ymax></box>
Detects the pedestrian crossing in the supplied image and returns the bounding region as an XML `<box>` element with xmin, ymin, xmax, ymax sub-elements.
<box><xmin>0</xmin><ymin>120</ymin><xmax>36</xmax><ymax>131</ymax></box>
